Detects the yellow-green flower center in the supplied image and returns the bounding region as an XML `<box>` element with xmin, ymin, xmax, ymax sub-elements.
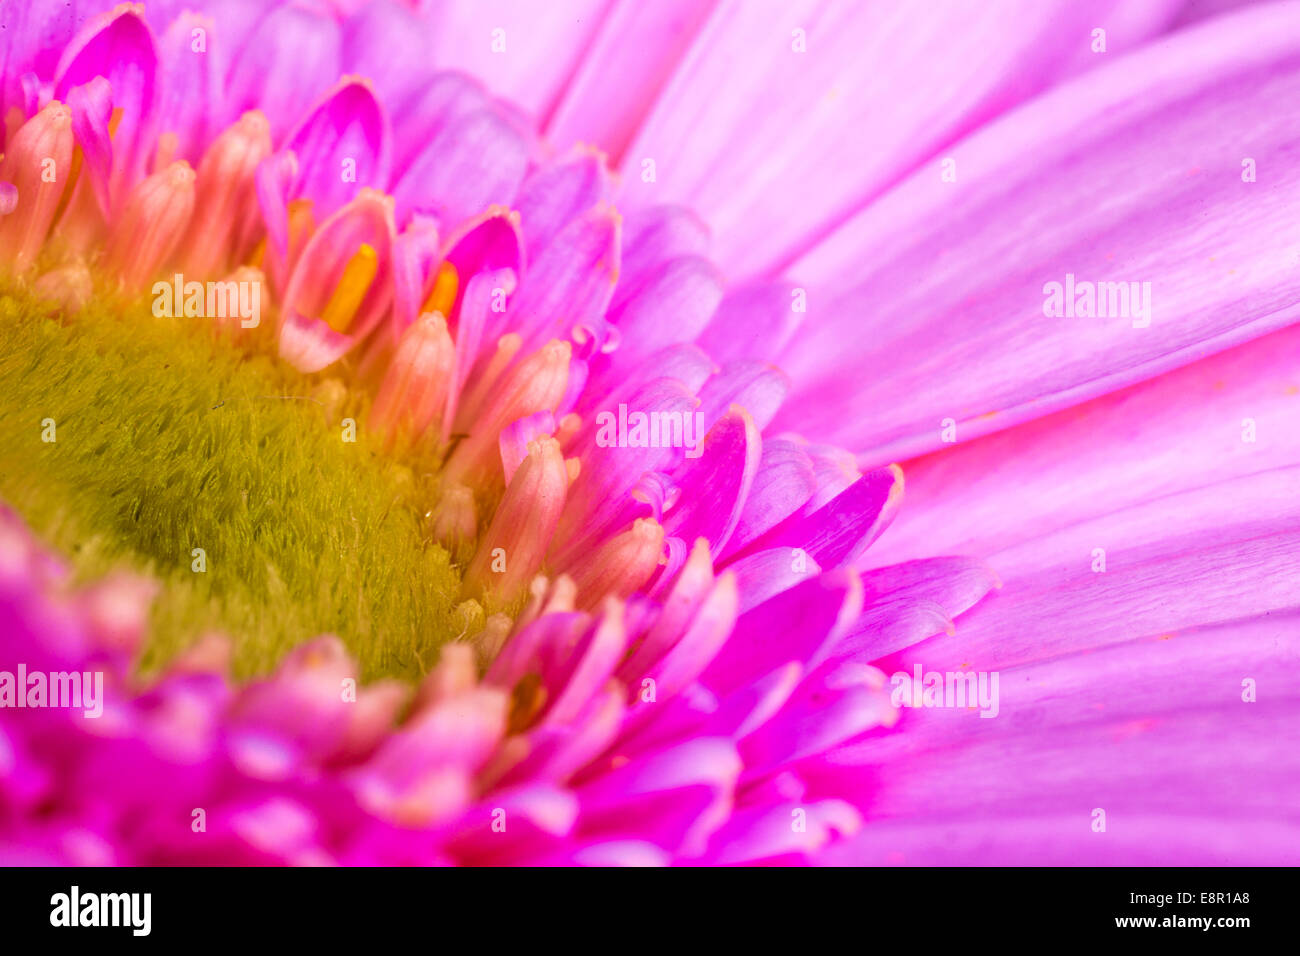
<box><xmin>0</xmin><ymin>285</ymin><xmax>474</xmax><ymax>680</ymax></box>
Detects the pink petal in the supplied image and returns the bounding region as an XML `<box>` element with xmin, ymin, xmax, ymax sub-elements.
<box><xmin>544</xmin><ymin>0</ymin><xmax>717</xmax><ymax>163</ymax></box>
<box><xmin>413</xmin><ymin>0</ymin><xmax>609</xmax><ymax>122</ymax></box>
<box><xmin>277</xmin><ymin>191</ymin><xmax>396</xmax><ymax>372</ymax></box>
<box><xmin>611</xmin><ymin>205</ymin><xmax>711</xmax><ymax>313</ymax></box>
<box><xmin>392</xmin><ymin>108</ymin><xmax>527</xmax><ymax>229</ymax></box>
<box><xmin>720</xmin><ymin>438</ymin><xmax>816</xmax><ymax>562</ymax></box>
<box><xmin>696</xmin><ymin>282</ymin><xmax>805</xmax><ymax>366</ymax></box>
<box><xmin>702</xmin><ymin>570</ymin><xmax>861</xmax><ymax>698</ymax></box>
<box><xmin>506</xmin><ymin>204</ymin><xmax>620</xmax><ymax>355</ymax></box>
<box><xmin>499</xmin><ymin>411</ymin><xmax>557</xmax><ymax>485</ymax></box>
<box><xmin>824</xmin><ymin>614</ymin><xmax>1300</xmax><ymax>864</ymax></box>
<box><xmin>867</xmin><ymin>322</ymin><xmax>1300</xmax><ymax>568</ymax></box>
<box><xmin>620</xmin><ymin>0</ymin><xmax>1181</xmax><ymax>276</ymax></box>
<box><xmin>726</xmin><ymin>465</ymin><xmax>904</xmax><ymax>571</ymax></box>
<box><xmin>285</xmin><ymin>76</ymin><xmax>391</xmax><ymax>219</ymax></box>
<box><xmin>340</xmin><ymin>0</ymin><xmax>434</xmax><ymax>107</ymax></box>
<box><xmin>778</xmin><ymin>3</ymin><xmax>1300</xmax><ymax>462</ymax></box>
<box><xmin>156</xmin><ymin>11</ymin><xmax>220</xmax><ymax>163</ymax></box>
<box><xmin>883</xmin><ymin>467</ymin><xmax>1300</xmax><ymax>675</ymax></box>
<box><xmin>661</xmin><ymin>408</ymin><xmax>761</xmax><ymax>557</ymax></box>
<box><xmin>387</xmin><ymin>70</ymin><xmax>488</xmax><ymax>179</ymax></box>
<box><xmin>696</xmin><ymin>361</ymin><xmax>789</xmax><ymax>432</ymax></box>
<box><xmin>832</xmin><ymin>556</ymin><xmax>1002</xmax><ymax>663</ymax></box>
<box><xmin>727</xmin><ymin>548</ymin><xmax>822</xmax><ymax>615</ymax></box>
<box><xmin>54</xmin><ymin>3</ymin><xmax>159</xmax><ymax>208</ymax></box>
<box><xmin>222</xmin><ymin>3</ymin><xmax>340</xmax><ymax>140</ymax></box>
<box><xmin>513</xmin><ymin>146</ymin><xmax>612</xmax><ymax>254</ymax></box>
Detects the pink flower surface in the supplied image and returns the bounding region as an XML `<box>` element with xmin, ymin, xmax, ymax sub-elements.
<box><xmin>0</xmin><ymin>0</ymin><xmax>1296</xmax><ymax>865</ymax></box>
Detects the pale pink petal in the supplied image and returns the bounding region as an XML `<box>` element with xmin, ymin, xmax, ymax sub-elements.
<box><xmin>867</xmin><ymin>322</ymin><xmax>1300</xmax><ymax>568</ymax></box>
<box><xmin>823</xmin><ymin>614</ymin><xmax>1300</xmax><ymax>864</ymax></box>
<box><xmin>545</xmin><ymin>0</ymin><xmax>717</xmax><ymax>163</ymax></box>
<box><xmin>412</xmin><ymin>0</ymin><xmax>609</xmax><ymax>123</ymax></box>
<box><xmin>778</xmin><ymin>3</ymin><xmax>1300</xmax><ymax>462</ymax></box>
<box><xmin>883</xmin><ymin>467</ymin><xmax>1300</xmax><ymax>674</ymax></box>
<box><xmin>621</xmin><ymin>0</ymin><xmax>1182</xmax><ymax>276</ymax></box>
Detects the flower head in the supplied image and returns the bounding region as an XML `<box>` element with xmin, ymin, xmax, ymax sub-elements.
<box><xmin>3</xmin><ymin>0</ymin><xmax>1297</xmax><ymax>867</ymax></box>
<box><xmin>0</xmin><ymin>0</ymin><xmax>943</xmax><ymax>865</ymax></box>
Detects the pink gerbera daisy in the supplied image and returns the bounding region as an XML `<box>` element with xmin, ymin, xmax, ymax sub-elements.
<box><xmin>0</xmin><ymin>0</ymin><xmax>1296</xmax><ymax>869</ymax></box>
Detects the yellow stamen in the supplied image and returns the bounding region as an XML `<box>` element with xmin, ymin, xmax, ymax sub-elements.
<box><xmin>246</xmin><ymin>236</ymin><xmax>266</xmax><ymax>269</ymax></box>
<box><xmin>51</xmin><ymin>144</ymin><xmax>84</xmax><ymax>225</ymax></box>
<box><xmin>321</xmin><ymin>243</ymin><xmax>378</xmax><ymax>332</ymax></box>
<box><xmin>421</xmin><ymin>260</ymin><xmax>459</xmax><ymax>318</ymax></box>
<box><xmin>287</xmin><ymin>197</ymin><xmax>315</xmax><ymax>258</ymax></box>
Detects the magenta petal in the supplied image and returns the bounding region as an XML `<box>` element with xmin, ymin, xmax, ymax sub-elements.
<box><xmin>728</xmin><ymin>548</ymin><xmax>823</xmax><ymax>615</ymax></box>
<box><xmin>65</xmin><ymin>75</ymin><xmax>113</xmax><ymax>217</ymax></box>
<box><xmin>223</xmin><ymin>3</ymin><xmax>340</xmax><ymax>141</ymax></box>
<box><xmin>54</xmin><ymin>4</ymin><xmax>159</xmax><ymax>208</ymax></box>
<box><xmin>616</xmin><ymin>539</ymin><xmax>715</xmax><ymax>685</ymax></box>
<box><xmin>505</xmin><ymin>204</ymin><xmax>620</xmax><ymax>353</ymax></box>
<box><xmin>704</xmin><ymin>663</ymin><xmax>804</xmax><ymax>742</ymax></box>
<box><xmin>513</xmin><ymin>146</ymin><xmax>612</xmax><ymax>255</ymax></box>
<box><xmin>486</xmin><ymin>612</ymin><xmax>582</xmax><ymax>691</ymax></box>
<box><xmin>704</xmin><ymin>799</ymin><xmax>860</xmax><ymax>866</ymax></box>
<box><xmin>720</xmin><ymin>438</ymin><xmax>816</xmax><ymax>562</ymax></box>
<box><xmin>575</xmin><ymin>737</ymin><xmax>741</xmax><ymax>855</ymax></box>
<box><xmin>661</xmin><ymin>408</ymin><xmax>761</xmax><ymax>557</ymax></box>
<box><xmin>631</xmin><ymin>573</ymin><xmax>738</xmax><ymax>712</ymax></box>
<box><xmin>444</xmin><ymin>785</ymin><xmax>578</xmax><ymax>863</ymax></box>
<box><xmin>156</xmin><ymin>11</ymin><xmax>220</xmax><ymax>163</ymax></box>
<box><xmin>729</xmin><ymin>465</ymin><xmax>904</xmax><ymax>571</ymax></box>
<box><xmin>285</xmin><ymin>76</ymin><xmax>392</xmax><ymax>219</ymax></box>
<box><xmin>702</xmin><ymin>570</ymin><xmax>862</xmax><ymax>698</ymax></box>
<box><xmin>796</xmin><ymin>442</ymin><xmax>860</xmax><ymax>516</ymax></box>
<box><xmin>539</xmin><ymin>610</ymin><xmax>627</xmax><ymax>726</ymax></box>
<box><xmin>565</xmin><ymin>840</ymin><xmax>670</xmax><ymax>867</ymax></box>
<box><xmin>501</xmin><ymin>687</ymin><xmax>623</xmax><ymax>787</ymax></box>
<box><xmin>392</xmin><ymin>109</ymin><xmax>528</xmax><ymax>229</ymax></box>
<box><xmin>442</xmin><ymin>206</ymin><xmax>526</xmax><ymax>295</ymax></box>
<box><xmin>741</xmin><ymin>679</ymin><xmax>894</xmax><ymax>779</ymax></box>
<box><xmin>0</xmin><ymin>0</ymin><xmax>104</xmax><ymax>128</ymax></box>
